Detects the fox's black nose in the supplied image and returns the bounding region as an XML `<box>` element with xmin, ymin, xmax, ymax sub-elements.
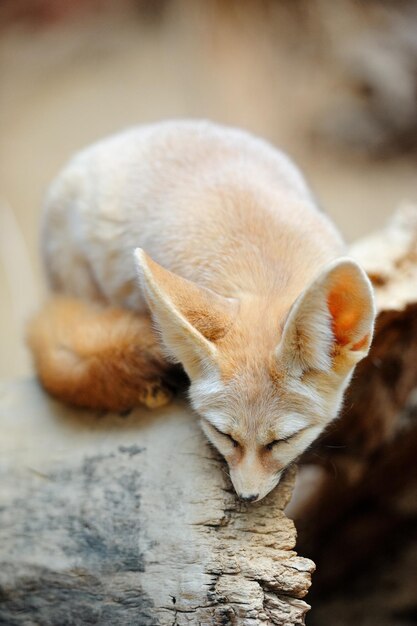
<box><xmin>240</xmin><ymin>494</ymin><xmax>258</xmax><ymax>502</ymax></box>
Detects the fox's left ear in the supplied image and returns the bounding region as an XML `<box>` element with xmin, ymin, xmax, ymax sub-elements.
<box><xmin>134</xmin><ymin>249</ymin><xmax>238</xmax><ymax>378</ymax></box>
<box><xmin>277</xmin><ymin>258</ymin><xmax>376</xmax><ymax>374</ymax></box>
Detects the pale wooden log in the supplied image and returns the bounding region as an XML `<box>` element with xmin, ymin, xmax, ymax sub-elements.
<box><xmin>0</xmin><ymin>379</ymin><xmax>314</xmax><ymax>626</ymax></box>
<box><xmin>288</xmin><ymin>204</ymin><xmax>417</xmax><ymax>591</ymax></box>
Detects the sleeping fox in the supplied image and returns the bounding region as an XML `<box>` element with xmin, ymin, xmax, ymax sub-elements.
<box><xmin>28</xmin><ymin>120</ymin><xmax>375</xmax><ymax>502</ymax></box>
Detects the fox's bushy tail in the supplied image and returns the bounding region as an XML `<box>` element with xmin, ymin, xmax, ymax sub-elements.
<box><xmin>27</xmin><ymin>297</ymin><xmax>178</xmax><ymax>412</ymax></box>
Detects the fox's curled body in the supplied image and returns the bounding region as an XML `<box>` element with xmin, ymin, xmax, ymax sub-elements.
<box><xmin>42</xmin><ymin>120</ymin><xmax>340</xmax><ymax>307</ymax></box>
<box><xmin>29</xmin><ymin>120</ymin><xmax>375</xmax><ymax>501</ymax></box>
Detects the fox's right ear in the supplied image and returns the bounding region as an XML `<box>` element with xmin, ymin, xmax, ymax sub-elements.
<box><xmin>277</xmin><ymin>258</ymin><xmax>375</xmax><ymax>375</ymax></box>
<box><xmin>134</xmin><ymin>249</ymin><xmax>238</xmax><ymax>379</ymax></box>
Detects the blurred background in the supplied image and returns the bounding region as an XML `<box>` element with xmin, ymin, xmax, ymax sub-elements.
<box><xmin>0</xmin><ymin>1</ymin><xmax>416</xmax><ymax>623</ymax></box>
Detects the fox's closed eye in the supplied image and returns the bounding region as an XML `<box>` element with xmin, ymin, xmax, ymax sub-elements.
<box><xmin>265</xmin><ymin>426</ymin><xmax>310</xmax><ymax>451</ymax></box>
<box><xmin>216</xmin><ymin>427</ymin><xmax>240</xmax><ymax>448</ymax></box>
<box><xmin>206</xmin><ymin>421</ymin><xmax>240</xmax><ymax>448</ymax></box>
<box><xmin>265</xmin><ymin>436</ymin><xmax>292</xmax><ymax>451</ymax></box>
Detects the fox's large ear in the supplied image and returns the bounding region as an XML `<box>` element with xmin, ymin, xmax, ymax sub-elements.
<box><xmin>277</xmin><ymin>258</ymin><xmax>375</xmax><ymax>375</ymax></box>
<box><xmin>134</xmin><ymin>249</ymin><xmax>238</xmax><ymax>378</ymax></box>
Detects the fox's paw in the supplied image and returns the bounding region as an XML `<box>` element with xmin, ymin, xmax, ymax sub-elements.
<box><xmin>139</xmin><ymin>381</ymin><xmax>173</xmax><ymax>409</ymax></box>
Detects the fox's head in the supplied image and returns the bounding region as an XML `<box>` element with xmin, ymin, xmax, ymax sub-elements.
<box><xmin>135</xmin><ymin>249</ymin><xmax>375</xmax><ymax>502</ymax></box>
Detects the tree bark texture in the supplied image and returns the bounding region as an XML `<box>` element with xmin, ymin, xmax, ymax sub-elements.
<box><xmin>0</xmin><ymin>379</ymin><xmax>313</xmax><ymax>626</ymax></box>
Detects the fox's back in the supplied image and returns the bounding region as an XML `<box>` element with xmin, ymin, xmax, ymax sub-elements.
<box><xmin>43</xmin><ymin>120</ymin><xmax>344</xmax><ymax>310</ymax></box>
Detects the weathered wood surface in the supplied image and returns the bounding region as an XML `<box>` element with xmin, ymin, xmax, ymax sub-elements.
<box><xmin>0</xmin><ymin>379</ymin><xmax>314</xmax><ymax>626</ymax></box>
<box><xmin>288</xmin><ymin>205</ymin><xmax>417</xmax><ymax>594</ymax></box>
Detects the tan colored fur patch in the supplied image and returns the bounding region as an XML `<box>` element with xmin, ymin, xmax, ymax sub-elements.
<box><xmin>27</xmin><ymin>297</ymin><xmax>176</xmax><ymax>412</ymax></box>
<box><xmin>142</xmin><ymin>252</ymin><xmax>238</xmax><ymax>343</ymax></box>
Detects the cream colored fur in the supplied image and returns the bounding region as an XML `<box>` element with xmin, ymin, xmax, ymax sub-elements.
<box><xmin>39</xmin><ymin>120</ymin><xmax>375</xmax><ymax>501</ymax></box>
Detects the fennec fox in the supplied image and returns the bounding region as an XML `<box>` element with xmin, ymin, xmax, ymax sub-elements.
<box><xmin>29</xmin><ymin>120</ymin><xmax>375</xmax><ymax>501</ymax></box>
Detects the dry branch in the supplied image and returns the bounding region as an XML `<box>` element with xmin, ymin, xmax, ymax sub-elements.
<box><xmin>0</xmin><ymin>380</ymin><xmax>313</xmax><ymax>625</ymax></box>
